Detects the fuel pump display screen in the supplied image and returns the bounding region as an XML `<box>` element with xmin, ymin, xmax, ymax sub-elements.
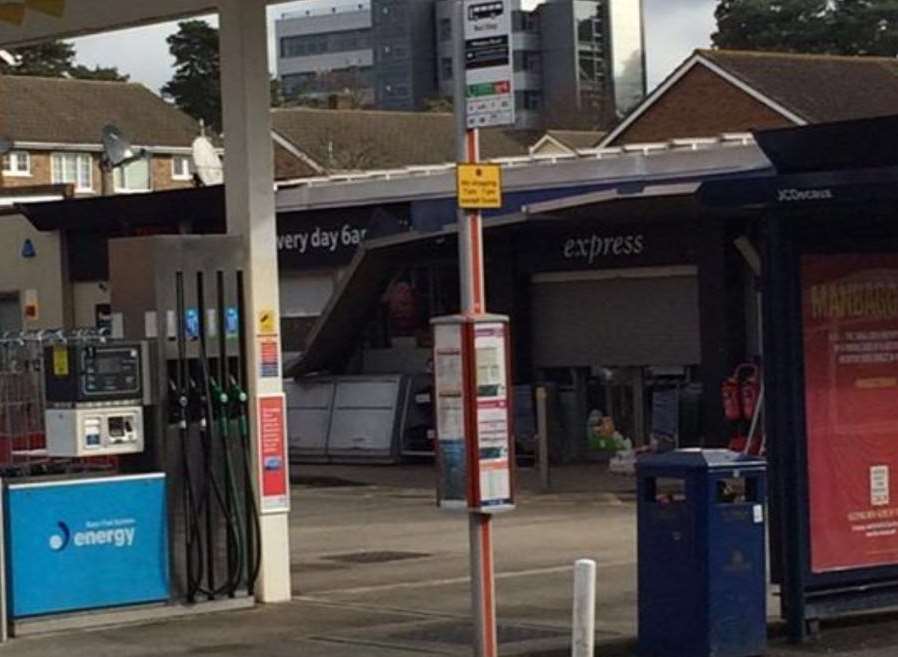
<box><xmin>45</xmin><ymin>342</ymin><xmax>144</xmax><ymax>404</ymax></box>
<box><xmin>82</xmin><ymin>347</ymin><xmax>140</xmax><ymax>397</ymax></box>
<box><xmin>95</xmin><ymin>354</ymin><xmax>124</xmax><ymax>375</ymax></box>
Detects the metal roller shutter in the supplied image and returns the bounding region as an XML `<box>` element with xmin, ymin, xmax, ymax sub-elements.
<box><xmin>531</xmin><ymin>269</ymin><xmax>700</xmax><ymax>368</ymax></box>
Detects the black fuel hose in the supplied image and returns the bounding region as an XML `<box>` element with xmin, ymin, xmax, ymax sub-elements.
<box><xmin>230</xmin><ymin>376</ymin><xmax>263</xmax><ymax>594</ymax></box>
<box><xmin>211</xmin><ymin>376</ymin><xmax>245</xmax><ymax>597</ymax></box>
<box><xmin>175</xmin><ymin>272</ymin><xmax>205</xmax><ymax>602</ymax></box>
<box><xmin>172</xmin><ymin>379</ymin><xmax>204</xmax><ymax>602</ymax></box>
<box><xmin>195</xmin><ymin>351</ymin><xmax>244</xmax><ymax>598</ymax></box>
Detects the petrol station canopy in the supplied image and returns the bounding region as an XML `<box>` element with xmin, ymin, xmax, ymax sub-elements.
<box><xmin>0</xmin><ymin>1</ymin><xmax>288</xmax><ymax>47</ymax></box>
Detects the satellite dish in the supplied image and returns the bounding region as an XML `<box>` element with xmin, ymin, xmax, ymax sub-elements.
<box><xmin>0</xmin><ymin>136</ymin><xmax>11</xmax><ymax>157</ymax></box>
<box><xmin>101</xmin><ymin>124</ymin><xmax>141</xmax><ymax>169</ymax></box>
<box><xmin>0</xmin><ymin>50</ymin><xmax>17</xmax><ymax>67</ymax></box>
<box><xmin>192</xmin><ymin>136</ymin><xmax>223</xmax><ymax>186</ymax></box>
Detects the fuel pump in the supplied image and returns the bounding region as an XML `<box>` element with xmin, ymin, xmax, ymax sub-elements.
<box><xmin>109</xmin><ymin>235</ymin><xmax>263</xmax><ymax>606</ymax></box>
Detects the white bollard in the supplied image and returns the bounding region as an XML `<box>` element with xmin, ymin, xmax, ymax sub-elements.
<box><xmin>572</xmin><ymin>559</ymin><xmax>597</xmax><ymax>657</ymax></box>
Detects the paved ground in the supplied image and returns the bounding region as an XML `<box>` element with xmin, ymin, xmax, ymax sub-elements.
<box><xmin>6</xmin><ymin>463</ymin><xmax>898</xmax><ymax>656</ymax></box>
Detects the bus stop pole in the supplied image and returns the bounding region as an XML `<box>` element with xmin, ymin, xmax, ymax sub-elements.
<box><xmin>453</xmin><ymin>1</ymin><xmax>497</xmax><ymax>655</ymax></box>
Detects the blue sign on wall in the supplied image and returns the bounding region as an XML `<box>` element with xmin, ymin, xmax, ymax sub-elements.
<box><xmin>6</xmin><ymin>474</ymin><xmax>170</xmax><ymax>618</ymax></box>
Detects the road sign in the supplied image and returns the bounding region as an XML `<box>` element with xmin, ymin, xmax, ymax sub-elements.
<box><xmin>457</xmin><ymin>163</ymin><xmax>503</xmax><ymax>209</ymax></box>
<box><xmin>464</xmin><ymin>0</ymin><xmax>515</xmax><ymax>129</ymax></box>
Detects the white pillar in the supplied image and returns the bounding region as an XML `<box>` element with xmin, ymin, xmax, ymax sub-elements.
<box><xmin>572</xmin><ymin>559</ymin><xmax>596</xmax><ymax>657</ymax></box>
<box><xmin>218</xmin><ymin>0</ymin><xmax>292</xmax><ymax>604</ymax></box>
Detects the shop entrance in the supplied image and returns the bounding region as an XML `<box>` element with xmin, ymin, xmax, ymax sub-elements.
<box><xmin>530</xmin><ymin>267</ymin><xmax>702</xmax><ymax>460</ymax></box>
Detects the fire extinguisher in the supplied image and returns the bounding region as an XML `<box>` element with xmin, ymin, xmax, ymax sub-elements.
<box><xmin>721</xmin><ymin>376</ymin><xmax>742</xmax><ymax>421</ymax></box>
<box><xmin>739</xmin><ymin>365</ymin><xmax>760</xmax><ymax>422</ymax></box>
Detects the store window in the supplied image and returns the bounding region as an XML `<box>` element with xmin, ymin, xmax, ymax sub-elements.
<box><xmin>1</xmin><ymin>151</ymin><xmax>30</xmax><ymax>177</ymax></box>
<box><xmin>365</xmin><ymin>264</ymin><xmax>459</xmax><ymax>349</ymax></box>
<box><xmin>114</xmin><ymin>157</ymin><xmax>151</xmax><ymax>193</ymax></box>
<box><xmin>51</xmin><ymin>152</ymin><xmax>93</xmax><ymax>192</ymax></box>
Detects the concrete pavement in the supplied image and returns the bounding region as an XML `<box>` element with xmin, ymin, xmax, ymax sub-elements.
<box><xmin>6</xmin><ymin>463</ymin><xmax>898</xmax><ymax>656</ymax></box>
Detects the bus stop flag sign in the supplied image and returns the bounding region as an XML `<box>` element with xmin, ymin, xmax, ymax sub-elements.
<box><xmin>464</xmin><ymin>0</ymin><xmax>515</xmax><ymax>128</ymax></box>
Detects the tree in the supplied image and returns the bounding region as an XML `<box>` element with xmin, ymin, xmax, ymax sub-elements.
<box><xmin>828</xmin><ymin>0</ymin><xmax>898</xmax><ymax>56</ymax></box>
<box><xmin>712</xmin><ymin>0</ymin><xmax>832</xmax><ymax>53</ymax></box>
<box><xmin>162</xmin><ymin>20</ymin><xmax>222</xmax><ymax>132</ymax></box>
<box><xmin>69</xmin><ymin>64</ymin><xmax>130</xmax><ymax>82</ymax></box>
<box><xmin>712</xmin><ymin>0</ymin><xmax>898</xmax><ymax>56</ymax></box>
<box><xmin>270</xmin><ymin>76</ymin><xmax>285</xmax><ymax>109</ymax></box>
<box><xmin>281</xmin><ymin>68</ymin><xmax>373</xmax><ymax>109</ymax></box>
<box><xmin>0</xmin><ymin>40</ymin><xmax>128</xmax><ymax>80</ymax></box>
<box><xmin>0</xmin><ymin>40</ymin><xmax>75</xmax><ymax>77</ymax></box>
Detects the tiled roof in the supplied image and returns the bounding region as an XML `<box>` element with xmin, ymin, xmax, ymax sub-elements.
<box><xmin>271</xmin><ymin>107</ymin><xmax>538</xmax><ymax>172</ymax></box>
<box><xmin>0</xmin><ymin>75</ymin><xmax>201</xmax><ymax>147</ymax></box>
<box><xmin>699</xmin><ymin>49</ymin><xmax>898</xmax><ymax>123</ymax></box>
<box><xmin>545</xmin><ymin>130</ymin><xmax>605</xmax><ymax>150</ymax></box>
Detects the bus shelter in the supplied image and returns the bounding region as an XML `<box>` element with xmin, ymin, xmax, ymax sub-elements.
<box><xmin>702</xmin><ymin>114</ymin><xmax>898</xmax><ymax>641</ymax></box>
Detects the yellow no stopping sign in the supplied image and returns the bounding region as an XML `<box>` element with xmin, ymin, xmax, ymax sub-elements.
<box><xmin>457</xmin><ymin>164</ymin><xmax>503</xmax><ymax>210</ymax></box>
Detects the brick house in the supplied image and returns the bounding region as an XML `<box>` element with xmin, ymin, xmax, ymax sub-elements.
<box><xmin>0</xmin><ymin>75</ymin><xmax>207</xmax><ymax>195</ymax></box>
<box><xmin>601</xmin><ymin>49</ymin><xmax>898</xmax><ymax>147</ymax></box>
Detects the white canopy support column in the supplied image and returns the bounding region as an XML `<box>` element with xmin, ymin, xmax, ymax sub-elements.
<box><xmin>218</xmin><ymin>0</ymin><xmax>292</xmax><ymax>604</ymax></box>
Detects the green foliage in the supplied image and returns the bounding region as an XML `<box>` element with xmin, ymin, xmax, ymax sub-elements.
<box><xmin>712</xmin><ymin>1</ymin><xmax>832</xmax><ymax>53</ymax></box>
<box><xmin>270</xmin><ymin>76</ymin><xmax>285</xmax><ymax>109</ymax></box>
<box><xmin>423</xmin><ymin>97</ymin><xmax>454</xmax><ymax>113</ymax></box>
<box><xmin>161</xmin><ymin>20</ymin><xmax>222</xmax><ymax>132</ymax></box>
<box><xmin>713</xmin><ymin>0</ymin><xmax>898</xmax><ymax>56</ymax></box>
<box><xmin>0</xmin><ymin>40</ymin><xmax>128</xmax><ymax>80</ymax></box>
<box><xmin>69</xmin><ymin>64</ymin><xmax>130</xmax><ymax>82</ymax></box>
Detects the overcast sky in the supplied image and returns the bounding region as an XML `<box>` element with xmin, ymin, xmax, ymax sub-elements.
<box><xmin>70</xmin><ymin>0</ymin><xmax>717</xmax><ymax>94</ymax></box>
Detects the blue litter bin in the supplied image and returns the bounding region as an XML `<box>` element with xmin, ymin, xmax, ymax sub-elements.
<box><xmin>636</xmin><ymin>449</ymin><xmax>767</xmax><ymax>657</ymax></box>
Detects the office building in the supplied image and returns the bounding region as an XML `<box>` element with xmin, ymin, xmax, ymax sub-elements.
<box><xmin>435</xmin><ymin>0</ymin><xmax>646</xmax><ymax>130</ymax></box>
<box><xmin>540</xmin><ymin>0</ymin><xmax>646</xmax><ymax>128</ymax></box>
<box><xmin>275</xmin><ymin>0</ymin><xmax>437</xmax><ymax>111</ymax></box>
<box><xmin>276</xmin><ymin>0</ymin><xmax>646</xmax><ymax>128</ymax></box>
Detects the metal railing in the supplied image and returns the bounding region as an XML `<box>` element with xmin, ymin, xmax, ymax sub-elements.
<box><xmin>0</xmin><ymin>328</ymin><xmax>115</xmax><ymax>477</ymax></box>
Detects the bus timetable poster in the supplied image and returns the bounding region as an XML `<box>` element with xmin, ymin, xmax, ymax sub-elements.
<box><xmin>802</xmin><ymin>254</ymin><xmax>898</xmax><ymax>573</ymax></box>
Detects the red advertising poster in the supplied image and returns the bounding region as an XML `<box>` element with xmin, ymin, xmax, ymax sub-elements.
<box><xmin>802</xmin><ymin>254</ymin><xmax>898</xmax><ymax>572</ymax></box>
<box><xmin>257</xmin><ymin>394</ymin><xmax>289</xmax><ymax>513</ymax></box>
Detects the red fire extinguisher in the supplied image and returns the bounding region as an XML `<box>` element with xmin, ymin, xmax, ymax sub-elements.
<box><xmin>721</xmin><ymin>376</ymin><xmax>742</xmax><ymax>422</ymax></box>
<box><xmin>739</xmin><ymin>365</ymin><xmax>760</xmax><ymax>422</ymax></box>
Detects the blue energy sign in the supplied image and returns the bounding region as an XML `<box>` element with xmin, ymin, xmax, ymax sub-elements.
<box><xmin>6</xmin><ymin>474</ymin><xmax>170</xmax><ymax>617</ymax></box>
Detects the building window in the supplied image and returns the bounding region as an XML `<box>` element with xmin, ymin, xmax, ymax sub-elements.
<box><xmin>438</xmin><ymin>17</ymin><xmax>452</xmax><ymax>41</ymax></box>
<box><xmin>383</xmin><ymin>82</ymin><xmax>409</xmax><ymax>98</ymax></box>
<box><xmin>114</xmin><ymin>157</ymin><xmax>151</xmax><ymax>193</ymax></box>
<box><xmin>523</xmin><ymin>90</ymin><xmax>542</xmax><ymax>110</ymax></box>
<box><xmin>512</xmin><ymin>10</ymin><xmax>539</xmax><ymax>33</ymax></box>
<box><xmin>51</xmin><ymin>152</ymin><xmax>92</xmax><ymax>192</ymax></box>
<box><xmin>172</xmin><ymin>155</ymin><xmax>192</xmax><ymax>181</ymax></box>
<box><xmin>1</xmin><ymin>151</ymin><xmax>30</xmax><ymax>177</ymax></box>
<box><xmin>280</xmin><ymin>30</ymin><xmax>371</xmax><ymax>59</ymax></box>
<box><xmin>440</xmin><ymin>57</ymin><xmax>453</xmax><ymax>81</ymax></box>
<box><xmin>524</xmin><ymin>51</ymin><xmax>541</xmax><ymax>74</ymax></box>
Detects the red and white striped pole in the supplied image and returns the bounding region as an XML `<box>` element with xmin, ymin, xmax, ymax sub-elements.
<box><xmin>454</xmin><ymin>2</ymin><xmax>497</xmax><ymax>655</ymax></box>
